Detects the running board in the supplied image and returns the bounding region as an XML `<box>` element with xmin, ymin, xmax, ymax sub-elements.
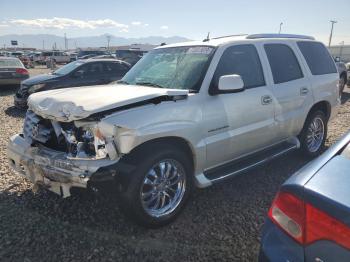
<box><xmin>204</xmin><ymin>140</ymin><xmax>299</xmax><ymax>183</ymax></box>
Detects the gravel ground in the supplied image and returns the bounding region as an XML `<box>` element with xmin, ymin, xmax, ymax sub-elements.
<box><xmin>1</xmin><ymin>68</ymin><xmax>350</xmax><ymax>262</ymax></box>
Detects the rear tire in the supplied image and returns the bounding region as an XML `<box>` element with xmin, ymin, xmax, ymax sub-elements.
<box><xmin>299</xmin><ymin>110</ymin><xmax>327</xmax><ymax>157</ymax></box>
<box><xmin>118</xmin><ymin>143</ymin><xmax>193</xmax><ymax>228</ymax></box>
<box><xmin>339</xmin><ymin>74</ymin><xmax>347</xmax><ymax>98</ymax></box>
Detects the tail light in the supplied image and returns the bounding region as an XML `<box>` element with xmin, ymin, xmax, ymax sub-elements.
<box><xmin>268</xmin><ymin>192</ymin><xmax>305</xmax><ymax>243</ymax></box>
<box><xmin>16</xmin><ymin>68</ymin><xmax>29</xmax><ymax>75</ymax></box>
<box><xmin>268</xmin><ymin>191</ymin><xmax>350</xmax><ymax>249</ymax></box>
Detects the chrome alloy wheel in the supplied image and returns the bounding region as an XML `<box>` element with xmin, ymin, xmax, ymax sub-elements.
<box><xmin>140</xmin><ymin>159</ymin><xmax>186</xmax><ymax>218</ymax></box>
<box><xmin>306</xmin><ymin>117</ymin><xmax>325</xmax><ymax>153</ymax></box>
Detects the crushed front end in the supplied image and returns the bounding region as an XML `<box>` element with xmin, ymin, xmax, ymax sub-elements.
<box><xmin>7</xmin><ymin>110</ymin><xmax>126</xmax><ymax>197</ymax></box>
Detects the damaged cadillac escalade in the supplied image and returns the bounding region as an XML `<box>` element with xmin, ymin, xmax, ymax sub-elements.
<box><xmin>8</xmin><ymin>34</ymin><xmax>340</xmax><ymax>227</ymax></box>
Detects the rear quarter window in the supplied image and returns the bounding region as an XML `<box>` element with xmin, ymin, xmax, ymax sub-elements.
<box><xmin>297</xmin><ymin>41</ymin><xmax>337</xmax><ymax>75</ymax></box>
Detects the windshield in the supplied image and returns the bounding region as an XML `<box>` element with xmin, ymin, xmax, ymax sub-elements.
<box><xmin>53</xmin><ymin>60</ymin><xmax>84</xmax><ymax>75</ymax></box>
<box><xmin>121</xmin><ymin>46</ymin><xmax>215</xmax><ymax>91</ymax></box>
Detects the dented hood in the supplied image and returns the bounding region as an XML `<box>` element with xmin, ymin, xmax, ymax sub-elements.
<box><xmin>28</xmin><ymin>84</ymin><xmax>188</xmax><ymax>121</ymax></box>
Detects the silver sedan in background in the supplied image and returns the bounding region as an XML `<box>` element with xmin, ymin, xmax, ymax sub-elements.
<box><xmin>0</xmin><ymin>57</ymin><xmax>29</xmax><ymax>86</ymax></box>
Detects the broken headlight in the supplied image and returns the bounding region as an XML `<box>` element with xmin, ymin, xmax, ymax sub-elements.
<box><xmin>28</xmin><ymin>83</ymin><xmax>46</xmax><ymax>94</ymax></box>
<box><xmin>63</xmin><ymin>124</ymin><xmax>118</xmax><ymax>160</ymax></box>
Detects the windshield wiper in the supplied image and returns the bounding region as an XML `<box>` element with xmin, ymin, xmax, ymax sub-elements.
<box><xmin>116</xmin><ymin>80</ymin><xmax>130</xmax><ymax>85</ymax></box>
<box><xmin>135</xmin><ymin>81</ymin><xmax>164</xmax><ymax>88</ymax></box>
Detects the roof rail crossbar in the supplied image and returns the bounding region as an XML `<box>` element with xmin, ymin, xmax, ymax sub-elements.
<box><xmin>246</xmin><ymin>34</ymin><xmax>315</xmax><ymax>40</ymax></box>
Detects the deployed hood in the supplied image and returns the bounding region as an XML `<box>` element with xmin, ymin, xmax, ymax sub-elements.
<box><xmin>28</xmin><ymin>84</ymin><xmax>188</xmax><ymax>121</ymax></box>
<box><xmin>22</xmin><ymin>73</ymin><xmax>59</xmax><ymax>87</ymax></box>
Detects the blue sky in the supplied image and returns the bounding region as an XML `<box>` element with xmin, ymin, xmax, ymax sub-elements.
<box><xmin>0</xmin><ymin>0</ymin><xmax>349</xmax><ymax>44</ymax></box>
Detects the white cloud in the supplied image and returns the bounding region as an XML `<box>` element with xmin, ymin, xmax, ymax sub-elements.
<box><xmin>0</xmin><ymin>24</ymin><xmax>8</xmax><ymax>28</ymax></box>
<box><xmin>131</xmin><ymin>21</ymin><xmax>149</xmax><ymax>28</ymax></box>
<box><xmin>9</xmin><ymin>18</ymin><xmax>128</xmax><ymax>30</ymax></box>
<box><xmin>160</xmin><ymin>25</ymin><xmax>169</xmax><ymax>30</ymax></box>
<box><xmin>131</xmin><ymin>21</ymin><xmax>142</xmax><ymax>26</ymax></box>
<box><xmin>119</xmin><ymin>28</ymin><xmax>129</xmax><ymax>33</ymax></box>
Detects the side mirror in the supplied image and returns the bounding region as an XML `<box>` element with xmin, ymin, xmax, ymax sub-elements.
<box><xmin>218</xmin><ymin>74</ymin><xmax>244</xmax><ymax>93</ymax></box>
<box><xmin>334</xmin><ymin>57</ymin><xmax>341</xmax><ymax>62</ymax></box>
<box><xmin>73</xmin><ymin>70</ymin><xmax>84</xmax><ymax>78</ymax></box>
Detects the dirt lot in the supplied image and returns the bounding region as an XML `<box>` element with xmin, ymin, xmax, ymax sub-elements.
<box><xmin>1</xmin><ymin>67</ymin><xmax>350</xmax><ymax>262</ymax></box>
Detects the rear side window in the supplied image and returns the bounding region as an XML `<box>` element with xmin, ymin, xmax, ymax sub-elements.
<box><xmin>264</xmin><ymin>44</ymin><xmax>303</xmax><ymax>84</ymax></box>
<box><xmin>77</xmin><ymin>62</ymin><xmax>104</xmax><ymax>77</ymax></box>
<box><xmin>88</xmin><ymin>63</ymin><xmax>104</xmax><ymax>75</ymax></box>
<box><xmin>212</xmin><ymin>44</ymin><xmax>265</xmax><ymax>89</ymax></box>
<box><xmin>104</xmin><ymin>62</ymin><xmax>129</xmax><ymax>77</ymax></box>
<box><xmin>297</xmin><ymin>41</ymin><xmax>337</xmax><ymax>75</ymax></box>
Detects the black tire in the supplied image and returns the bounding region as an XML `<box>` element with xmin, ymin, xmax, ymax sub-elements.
<box><xmin>339</xmin><ymin>74</ymin><xmax>347</xmax><ymax>97</ymax></box>
<box><xmin>118</xmin><ymin>142</ymin><xmax>193</xmax><ymax>228</ymax></box>
<box><xmin>299</xmin><ymin>110</ymin><xmax>327</xmax><ymax>157</ymax></box>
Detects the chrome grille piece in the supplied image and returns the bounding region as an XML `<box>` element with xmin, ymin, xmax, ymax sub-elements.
<box><xmin>23</xmin><ymin>110</ymin><xmax>52</xmax><ymax>144</ymax></box>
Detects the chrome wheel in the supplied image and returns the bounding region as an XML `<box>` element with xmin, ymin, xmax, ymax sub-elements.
<box><xmin>306</xmin><ymin>117</ymin><xmax>325</xmax><ymax>153</ymax></box>
<box><xmin>140</xmin><ymin>159</ymin><xmax>186</xmax><ymax>218</ymax></box>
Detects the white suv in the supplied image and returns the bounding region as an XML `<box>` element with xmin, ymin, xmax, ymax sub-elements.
<box><xmin>7</xmin><ymin>34</ymin><xmax>340</xmax><ymax>227</ymax></box>
<box><xmin>42</xmin><ymin>51</ymin><xmax>70</xmax><ymax>65</ymax></box>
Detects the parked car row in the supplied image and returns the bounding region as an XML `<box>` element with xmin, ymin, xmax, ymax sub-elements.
<box><xmin>0</xmin><ymin>48</ymin><xmax>150</xmax><ymax>69</ymax></box>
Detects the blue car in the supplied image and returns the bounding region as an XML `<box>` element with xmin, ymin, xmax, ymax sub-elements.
<box><xmin>260</xmin><ymin>131</ymin><xmax>350</xmax><ymax>262</ymax></box>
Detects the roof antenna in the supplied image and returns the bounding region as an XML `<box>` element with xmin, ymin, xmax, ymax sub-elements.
<box><xmin>203</xmin><ymin>32</ymin><xmax>210</xmax><ymax>42</ymax></box>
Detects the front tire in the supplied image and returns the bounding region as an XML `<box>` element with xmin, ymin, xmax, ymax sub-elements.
<box><xmin>118</xmin><ymin>143</ymin><xmax>193</xmax><ymax>228</ymax></box>
<box><xmin>299</xmin><ymin>110</ymin><xmax>327</xmax><ymax>157</ymax></box>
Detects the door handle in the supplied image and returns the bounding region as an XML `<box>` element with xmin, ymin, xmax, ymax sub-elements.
<box><xmin>300</xmin><ymin>87</ymin><xmax>309</xmax><ymax>96</ymax></box>
<box><xmin>261</xmin><ymin>95</ymin><xmax>273</xmax><ymax>105</ymax></box>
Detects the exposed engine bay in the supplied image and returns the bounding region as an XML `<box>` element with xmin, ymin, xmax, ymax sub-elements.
<box><xmin>23</xmin><ymin>110</ymin><xmax>118</xmax><ymax>160</ymax></box>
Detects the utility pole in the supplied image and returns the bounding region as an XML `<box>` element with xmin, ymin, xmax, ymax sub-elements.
<box><xmin>328</xmin><ymin>20</ymin><xmax>337</xmax><ymax>47</ymax></box>
<box><xmin>106</xmin><ymin>34</ymin><xmax>111</xmax><ymax>52</ymax></box>
<box><xmin>339</xmin><ymin>41</ymin><xmax>345</xmax><ymax>59</ymax></box>
<box><xmin>64</xmin><ymin>33</ymin><xmax>68</xmax><ymax>50</ymax></box>
<box><xmin>278</xmin><ymin>22</ymin><xmax>283</xmax><ymax>34</ymax></box>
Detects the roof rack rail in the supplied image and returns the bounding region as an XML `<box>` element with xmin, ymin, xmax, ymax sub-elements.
<box><xmin>246</xmin><ymin>34</ymin><xmax>315</xmax><ymax>40</ymax></box>
<box><xmin>211</xmin><ymin>34</ymin><xmax>248</xmax><ymax>40</ymax></box>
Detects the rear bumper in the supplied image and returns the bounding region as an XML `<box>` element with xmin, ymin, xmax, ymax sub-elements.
<box><xmin>7</xmin><ymin>134</ymin><xmax>132</xmax><ymax>197</ymax></box>
<box><xmin>259</xmin><ymin>219</ymin><xmax>304</xmax><ymax>262</ymax></box>
<box><xmin>0</xmin><ymin>78</ymin><xmax>24</xmax><ymax>85</ymax></box>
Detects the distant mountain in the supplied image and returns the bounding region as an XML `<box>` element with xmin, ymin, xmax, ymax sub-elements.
<box><xmin>0</xmin><ymin>34</ymin><xmax>191</xmax><ymax>50</ymax></box>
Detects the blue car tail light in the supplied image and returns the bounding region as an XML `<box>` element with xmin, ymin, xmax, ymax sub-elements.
<box><xmin>268</xmin><ymin>191</ymin><xmax>350</xmax><ymax>249</ymax></box>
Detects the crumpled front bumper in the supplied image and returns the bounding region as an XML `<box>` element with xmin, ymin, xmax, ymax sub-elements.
<box><xmin>7</xmin><ymin>134</ymin><xmax>124</xmax><ymax>197</ymax></box>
